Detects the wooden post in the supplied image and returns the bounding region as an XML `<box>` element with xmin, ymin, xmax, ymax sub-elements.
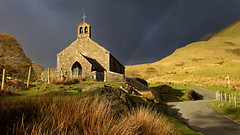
<box><xmin>27</xmin><ymin>66</ymin><xmax>31</xmax><ymax>88</ymax></box>
<box><xmin>48</xmin><ymin>67</ymin><xmax>50</xmax><ymax>84</ymax></box>
<box><xmin>218</xmin><ymin>92</ymin><xmax>220</xmax><ymax>101</ymax></box>
<box><xmin>225</xmin><ymin>93</ymin><xmax>227</xmax><ymax>103</ymax></box>
<box><xmin>60</xmin><ymin>69</ymin><xmax>63</xmax><ymax>81</ymax></box>
<box><xmin>229</xmin><ymin>94</ymin><xmax>231</xmax><ymax>105</ymax></box>
<box><xmin>234</xmin><ymin>93</ymin><xmax>237</xmax><ymax>108</ymax></box>
<box><xmin>216</xmin><ymin>91</ymin><xmax>219</xmax><ymax>101</ymax></box>
<box><xmin>1</xmin><ymin>69</ymin><xmax>5</xmax><ymax>90</ymax></box>
<box><xmin>215</xmin><ymin>92</ymin><xmax>218</xmax><ymax>101</ymax></box>
<box><xmin>220</xmin><ymin>92</ymin><xmax>223</xmax><ymax>101</ymax></box>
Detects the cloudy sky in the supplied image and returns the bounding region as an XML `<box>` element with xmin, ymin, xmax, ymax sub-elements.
<box><xmin>1</xmin><ymin>0</ymin><xmax>240</xmax><ymax>68</ymax></box>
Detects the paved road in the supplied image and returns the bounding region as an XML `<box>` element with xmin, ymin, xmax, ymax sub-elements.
<box><xmin>167</xmin><ymin>87</ymin><xmax>240</xmax><ymax>135</ymax></box>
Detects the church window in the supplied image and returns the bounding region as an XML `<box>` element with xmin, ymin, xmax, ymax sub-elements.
<box><xmin>80</xmin><ymin>27</ymin><xmax>83</xmax><ymax>33</ymax></box>
<box><xmin>85</xmin><ymin>26</ymin><xmax>88</xmax><ymax>33</ymax></box>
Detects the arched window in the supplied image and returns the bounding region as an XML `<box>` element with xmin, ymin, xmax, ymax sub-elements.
<box><xmin>72</xmin><ymin>61</ymin><xmax>82</xmax><ymax>77</ymax></box>
<box><xmin>85</xmin><ymin>26</ymin><xmax>88</xmax><ymax>33</ymax></box>
<box><xmin>80</xmin><ymin>27</ymin><xmax>83</xmax><ymax>33</ymax></box>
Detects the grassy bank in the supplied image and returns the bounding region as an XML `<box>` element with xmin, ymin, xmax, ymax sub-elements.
<box><xmin>210</xmin><ymin>101</ymin><xmax>240</xmax><ymax>123</ymax></box>
<box><xmin>0</xmin><ymin>81</ymin><xmax>202</xmax><ymax>134</ymax></box>
<box><xmin>191</xmin><ymin>85</ymin><xmax>240</xmax><ymax>124</ymax></box>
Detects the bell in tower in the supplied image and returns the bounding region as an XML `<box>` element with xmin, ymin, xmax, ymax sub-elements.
<box><xmin>77</xmin><ymin>13</ymin><xmax>91</xmax><ymax>39</ymax></box>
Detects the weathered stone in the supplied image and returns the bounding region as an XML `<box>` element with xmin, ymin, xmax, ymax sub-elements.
<box><xmin>218</xmin><ymin>102</ymin><xmax>225</xmax><ymax>108</ymax></box>
<box><xmin>183</xmin><ymin>90</ymin><xmax>201</xmax><ymax>100</ymax></box>
<box><xmin>55</xmin><ymin>21</ymin><xmax>125</xmax><ymax>82</ymax></box>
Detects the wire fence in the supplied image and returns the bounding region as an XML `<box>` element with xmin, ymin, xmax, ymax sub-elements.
<box><xmin>0</xmin><ymin>67</ymin><xmax>44</xmax><ymax>92</ymax></box>
<box><xmin>215</xmin><ymin>91</ymin><xmax>240</xmax><ymax>108</ymax></box>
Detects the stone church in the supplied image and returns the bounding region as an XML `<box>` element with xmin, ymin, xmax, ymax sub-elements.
<box><xmin>56</xmin><ymin>15</ymin><xmax>125</xmax><ymax>82</ymax></box>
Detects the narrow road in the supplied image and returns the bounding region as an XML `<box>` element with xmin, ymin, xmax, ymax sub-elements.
<box><xmin>167</xmin><ymin>87</ymin><xmax>240</xmax><ymax>135</ymax></box>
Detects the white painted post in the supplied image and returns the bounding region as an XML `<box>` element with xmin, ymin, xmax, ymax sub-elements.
<box><xmin>225</xmin><ymin>74</ymin><xmax>230</xmax><ymax>90</ymax></box>
<box><xmin>1</xmin><ymin>69</ymin><xmax>5</xmax><ymax>90</ymax></box>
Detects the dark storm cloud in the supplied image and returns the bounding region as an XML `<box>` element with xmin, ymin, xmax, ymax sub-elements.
<box><xmin>1</xmin><ymin>0</ymin><xmax>240</xmax><ymax>68</ymax></box>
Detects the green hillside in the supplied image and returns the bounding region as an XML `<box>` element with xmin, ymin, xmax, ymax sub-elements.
<box><xmin>126</xmin><ymin>20</ymin><xmax>240</xmax><ymax>90</ymax></box>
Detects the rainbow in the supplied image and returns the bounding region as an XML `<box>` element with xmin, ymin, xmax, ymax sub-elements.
<box><xmin>127</xmin><ymin>1</ymin><xmax>182</xmax><ymax>65</ymax></box>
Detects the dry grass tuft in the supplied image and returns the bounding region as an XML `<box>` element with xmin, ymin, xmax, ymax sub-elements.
<box><xmin>118</xmin><ymin>106</ymin><xmax>178</xmax><ymax>135</ymax></box>
<box><xmin>1</xmin><ymin>97</ymin><xmax>178</xmax><ymax>135</ymax></box>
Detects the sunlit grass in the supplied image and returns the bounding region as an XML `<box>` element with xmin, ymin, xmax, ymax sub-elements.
<box><xmin>0</xmin><ymin>97</ymin><xmax>179</xmax><ymax>135</ymax></box>
<box><xmin>211</xmin><ymin>101</ymin><xmax>240</xmax><ymax>122</ymax></box>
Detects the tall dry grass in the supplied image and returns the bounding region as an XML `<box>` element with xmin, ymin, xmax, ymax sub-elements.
<box><xmin>1</xmin><ymin>97</ymin><xmax>178</xmax><ymax>135</ymax></box>
<box><xmin>118</xmin><ymin>106</ymin><xmax>178</xmax><ymax>135</ymax></box>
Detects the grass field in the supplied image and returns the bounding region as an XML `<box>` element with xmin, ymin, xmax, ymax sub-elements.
<box><xmin>126</xmin><ymin>20</ymin><xmax>240</xmax><ymax>89</ymax></box>
<box><xmin>0</xmin><ymin>80</ymin><xmax>202</xmax><ymax>134</ymax></box>
<box><xmin>211</xmin><ymin>101</ymin><xmax>240</xmax><ymax>123</ymax></box>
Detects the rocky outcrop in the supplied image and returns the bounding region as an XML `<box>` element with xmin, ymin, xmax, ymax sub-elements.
<box><xmin>126</xmin><ymin>77</ymin><xmax>159</xmax><ymax>101</ymax></box>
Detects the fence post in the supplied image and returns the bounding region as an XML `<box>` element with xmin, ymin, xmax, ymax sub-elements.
<box><xmin>27</xmin><ymin>66</ymin><xmax>31</xmax><ymax>88</ymax></box>
<box><xmin>48</xmin><ymin>67</ymin><xmax>50</xmax><ymax>84</ymax></box>
<box><xmin>60</xmin><ymin>69</ymin><xmax>63</xmax><ymax>81</ymax></box>
<box><xmin>234</xmin><ymin>93</ymin><xmax>237</xmax><ymax>108</ymax></box>
<box><xmin>220</xmin><ymin>92</ymin><xmax>223</xmax><ymax>101</ymax></box>
<box><xmin>216</xmin><ymin>91</ymin><xmax>219</xmax><ymax>101</ymax></box>
<box><xmin>229</xmin><ymin>94</ymin><xmax>231</xmax><ymax>105</ymax></box>
<box><xmin>225</xmin><ymin>93</ymin><xmax>227</xmax><ymax>103</ymax></box>
<box><xmin>1</xmin><ymin>69</ymin><xmax>5</xmax><ymax>90</ymax></box>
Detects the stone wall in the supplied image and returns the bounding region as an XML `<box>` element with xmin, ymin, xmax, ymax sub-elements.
<box><xmin>41</xmin><ymin>69</ymin><xmax>60</xmax><ymax>82</ymax></box>
<box><xmin>41</xmin><ymin>69</ymin><xmax>96</xmax><ymax>81</ymax></box>
<box><xmin>41</xmin><ymin>70</ymin><xmax>125</xmax><ymax>83</ymax></box>
<box><xmin>57</xmin><ymin>38</ymin><xmax>110</xmax><ymax>73</ymax></box>
<box><xmin>105</xmin><ymin>71</ymin><xmax>125</xmax><ymax>82</ymax></box>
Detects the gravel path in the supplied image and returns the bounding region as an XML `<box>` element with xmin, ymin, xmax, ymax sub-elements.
<box><xmin>167</xmin><ymin>87</ymin><xmax>240</xmax><ymax>135</ymax></box>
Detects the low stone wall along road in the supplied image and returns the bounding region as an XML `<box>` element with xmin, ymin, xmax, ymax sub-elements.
<box><xmin>167</xmin><ymin>87</ymin><xmax>240</xmax><ymax>135</ymax></box>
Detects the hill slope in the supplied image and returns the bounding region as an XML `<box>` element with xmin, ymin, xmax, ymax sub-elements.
<box><xmin>126</xmin><ymin>20</ymin><xmax>240</xmax><ymax>89</ymax></box>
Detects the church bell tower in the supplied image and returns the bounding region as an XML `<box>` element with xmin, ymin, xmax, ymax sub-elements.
<box><xmin>77</xmin><ymin>13</ymin><xmax>91</xmax><ymax>39</ymax></box>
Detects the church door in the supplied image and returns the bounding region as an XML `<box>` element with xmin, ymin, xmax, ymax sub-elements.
<box><xmin>71</xmin><ymin>62</ymin><xmax>82</xmax><ymax>77</ymax></box>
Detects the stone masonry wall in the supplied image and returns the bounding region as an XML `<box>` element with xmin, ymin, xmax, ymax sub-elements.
<box><xmin>57</xmin><ymin>38</ymin><xmax>110</xmax><ymax>74</ymax></box>
<box><xmin>106</xmin><ymin>71</ymin><xmax>125</xmax><ymax>82</ymax></box>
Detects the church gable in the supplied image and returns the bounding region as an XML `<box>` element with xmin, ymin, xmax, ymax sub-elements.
<box><xmin>58</xmin><ymin>51</ymin><xmax>92</xmax><ymax>77</ymax></box>
<box><xmin>57</xmin><ymin>38</ymin><xmax>110</xmax><ymax>71</ymax></box>
<box><xmin>56</xmin><ymin>13</ymin><xmax>125</xmax><ymax>81</ymax></box>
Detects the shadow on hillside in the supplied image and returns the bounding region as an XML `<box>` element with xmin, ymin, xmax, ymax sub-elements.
<box><xmin>151</xmin><ymin>84</ymin><xmax>204</xmax><ymax>102</ymax></box>
<box><xmin>150</xmin><ymin>85</ymin><xmax>185</xmax><ymax>102</ymax></box>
